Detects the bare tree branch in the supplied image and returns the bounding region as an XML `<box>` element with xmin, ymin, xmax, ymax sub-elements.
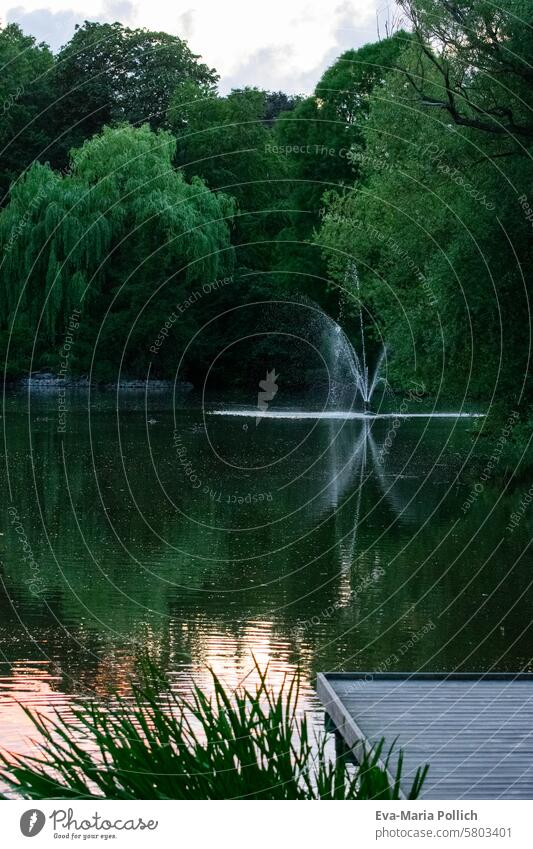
<box><xmin>397</xmin><ymin>0</ymin><xmax>533</xmax><ymax>139</ymax></box>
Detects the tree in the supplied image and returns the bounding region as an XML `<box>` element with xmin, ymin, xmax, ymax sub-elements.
<box><xmin>169</xmin><ymin>85</ymin><xmax>289</xmax><ymax>270</ymax></box>
<box><xmin>0</xmin><ymin>24</ymin><xmax>54</xmax><ymax>202</ymax></box>
<box><xmin>317</xmin><ymin>40</ymin><xmax>533</xmax><ymax>403</ymax></box>
<box><xmin>263</xmin><ymin>91</ymin><xmax>302</xmax><ymax>124</ymax></box>
<box><xmin>272</xmin><ymin>33</ymin><xmax>410</xmax><ymax>300</ymax></box>
<box><xmin>0</xmin><ymin>125</ymin><xmax>234</xmax><ymax>379</ymax></box>
<box><xmin>398</xmin><ymin>0</ymin><xmax>533</xmax><ymax>139</ymax></box>
<box><xmin>50</xmin><ymin>22</ymin><xmax>218</xmax><ymax>166</ymax></box>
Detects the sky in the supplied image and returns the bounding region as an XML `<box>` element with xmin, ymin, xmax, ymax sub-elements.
<box><xmin>0</xmin><ymin>0</ymin><xmax>406</xmax><ymax>93</ymax></box>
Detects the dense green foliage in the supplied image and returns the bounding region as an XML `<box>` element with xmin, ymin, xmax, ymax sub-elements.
<box><xmin>318</xmin><ymin>66</ymin><xmax>533</xmax><ymax>402</ymax></box>
<box><xmin>49</xmin><ymin>21</ymin><xmax>219</xmax><ymax>168</ymax></box>
<box><xmin>316</xmin><ymin>0</ymin><xmax>533</xmax><ymax>440</ymax></box>
<box><xmin>0</xmin><ymin>0</ymin><xmax>531</xmax><ymax>445</ymax></box>
<box><xmin>0</xmin><ymin>24</ymin><xmax>54</xmax><ymax>201</ymax></box>
<box><xmin>170</xmin><ymin>84</ymin><xmax>289</xmax><ymax>270</ymax></box>
<box><xmin>0</xmin><ymin>21</ymin><xmax>218</xmax><ymax>189</ymax></box>
<box><xmin>271</xmin><ymin>34</ymin><xmax>410</xmax><ymax>304</ymax></box>
<box><xmin>0</xmin><ymin>125</ymin><xmax>234</xmax><ymax>379</ymax></box>
<box><xmin>0</xmin><ymin>662</ymin><xmax>427</xmax><ymax>800</ymax></box>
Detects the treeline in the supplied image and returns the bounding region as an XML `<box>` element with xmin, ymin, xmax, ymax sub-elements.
<box><xmin>0</xmin><ymin>2</ymin><xmax>532</xmax><ymax>433</ymax></box>
<box><xmin>0</xmin><ymin>21</ymin><xmax>303</xmax><ymax>381</ymax></box>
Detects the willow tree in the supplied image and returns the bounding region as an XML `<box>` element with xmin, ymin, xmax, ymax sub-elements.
<box><xmin>0</xmin><ymin>124</ymin><xmax>234</xmax><ymax>378</ymax></box>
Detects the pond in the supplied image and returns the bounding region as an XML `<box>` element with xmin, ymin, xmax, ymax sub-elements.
<box><xmin>0</xmin><ymin>388</ymin><xmax>530</xmax><ymax>757</ymax></box>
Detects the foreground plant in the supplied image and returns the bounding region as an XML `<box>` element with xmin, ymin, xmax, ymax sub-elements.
<box><xmin>0</xmin><ymin>662</ymin><xmax>428</xmax><ymax>800</ymax></box>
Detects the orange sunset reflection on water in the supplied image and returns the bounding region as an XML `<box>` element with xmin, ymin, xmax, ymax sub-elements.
<box><xmin>0</xmin><ymin>620</ymin><xmax>323</xmax><ymax>773</ymax></box>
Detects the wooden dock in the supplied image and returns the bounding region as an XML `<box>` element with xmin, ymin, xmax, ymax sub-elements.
<box><xmin>317</xmin><ymin>672</ymin><xmax>533</xmax><ymax>799</ymax></box>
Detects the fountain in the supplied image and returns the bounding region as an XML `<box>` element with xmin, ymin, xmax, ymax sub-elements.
<box><xmin>329</xmin><ymin>262</ymin><xmax>387</xmax><ymax>413</ymax></box>
<box><xmin>329</xmin><ymin>324</ymin><xmax>387</xmax><ymax>413</ymax></box>
<box><xmin>207</xmin><ymin>289</ymin><xmax>485</xmax><ymax>422</ymax></box>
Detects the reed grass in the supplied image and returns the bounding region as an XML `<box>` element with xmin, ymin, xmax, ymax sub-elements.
<box><xmin>0</xmin><ymin>661</ymin><xmax>428</xmax><ymax>800</ymax></box>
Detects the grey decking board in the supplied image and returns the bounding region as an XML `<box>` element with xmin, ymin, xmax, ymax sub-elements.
<box><xmin>324</xmin><ymin>672</ymin><xmax>533</xmax><ymax>681</ymax></box>
<box><xmin>317</xmin><ymin>672</ymin><xmax>533</xmax><ymax>800</ymax></box>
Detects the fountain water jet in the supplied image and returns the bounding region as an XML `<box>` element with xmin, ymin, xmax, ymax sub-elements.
<box><xmin>329</xmin><ymin>262</ymin><xmax>388</xmax><ymax>412</ymax></box>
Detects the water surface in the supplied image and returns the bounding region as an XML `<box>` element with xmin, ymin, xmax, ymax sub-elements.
<box><xmin>1</xmin><ymin>389</ymin><xmax>530</xmax><ymax>759</ymax></box>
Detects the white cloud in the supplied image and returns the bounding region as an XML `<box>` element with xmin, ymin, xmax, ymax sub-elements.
<box><xmin>1</xmin><ymin>0</ymin><xmax>403</xmax><ymax>92</ymax></box>
<box><xmin>3</xmin><ymin>0</ymin><xmax>137</xmax><ymax>50</ymax></box>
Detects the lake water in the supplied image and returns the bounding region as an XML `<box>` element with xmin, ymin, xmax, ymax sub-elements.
<box><xmin>1</xmin><ymin>388</ymin><xmax>531</xmax><ymax>759</ymax></box>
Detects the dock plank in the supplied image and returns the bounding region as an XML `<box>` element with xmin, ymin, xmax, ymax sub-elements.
<box><xmin>317</xmin><ymin>672</ymin><xmax>533</xmax><ymax>799</ymax></box>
